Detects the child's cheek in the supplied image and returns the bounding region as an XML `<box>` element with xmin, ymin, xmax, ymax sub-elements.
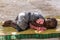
<box><xmin>39</xmin><ymin>21</ymin><xmax>44</xmax><ymax>24</ymax></box>
<box><xmin>36</xmin><ymin>20</ymin><xmax>40</xmax><ymax>23</ymax></box>
<box><xmin>36</xmin><ymin>19</ymin><xmax>44</xmax><ymax>24</ymax></box>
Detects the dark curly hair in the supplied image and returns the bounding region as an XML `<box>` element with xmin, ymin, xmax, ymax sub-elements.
<box><xmin>45</xmin><ymin>18</ymin><xmax>57</xmax><ymax>29</ymax></box>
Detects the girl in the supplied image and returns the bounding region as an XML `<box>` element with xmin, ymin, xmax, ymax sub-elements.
<box><xmin>2</xmin><ymin>12</ymin><xmax>57</xmax><ymax>32</ymax></box>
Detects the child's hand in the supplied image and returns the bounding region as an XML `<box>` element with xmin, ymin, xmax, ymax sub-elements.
<box><xmin>35</xmin><ymin>27</ymin><xmax>47</xmax><ymax>33</ymax></box>
<box><xmin>37</xmin><ymin>27</ymin><xmax>47</xmax><ymax>31</ymax></box>
<box><xmin>30</xmin><ymin>23</ymin><xmax>46</xmax><ymax>31</ymax></box>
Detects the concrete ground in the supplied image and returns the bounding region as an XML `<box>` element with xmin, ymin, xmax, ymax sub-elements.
<box><xmin>0</xmin><ymin>0</ymin><xmax>60</xmax><ymax>21</ymax></box>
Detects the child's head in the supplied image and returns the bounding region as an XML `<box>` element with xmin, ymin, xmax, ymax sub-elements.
<box><xmin>45</xmin><ymin>18</ymin><xmax>57</xmax><ymax>29</ymax></box>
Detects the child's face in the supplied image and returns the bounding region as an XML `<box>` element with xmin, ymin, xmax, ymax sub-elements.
<box><xmin>36</xmin><ymin>18</ymin><xmax>44</xmax><ymax>24</ymax></box>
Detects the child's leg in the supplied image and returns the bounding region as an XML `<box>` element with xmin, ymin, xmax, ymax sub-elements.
<box><xmin>10</xmin><ymin>22</ymin><xmax>23</xmax><ymax>32</ymax></box>
<box><xmin>14</xmin><ymin>12</ymin><xmax>30</xmax><ymax>31</ymax></box>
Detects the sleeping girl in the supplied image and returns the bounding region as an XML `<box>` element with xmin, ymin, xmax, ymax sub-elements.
<box><xmin>2</xmin><ymin>12</ymin><xmax>57</xmax><ymax>32</ymax></box>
